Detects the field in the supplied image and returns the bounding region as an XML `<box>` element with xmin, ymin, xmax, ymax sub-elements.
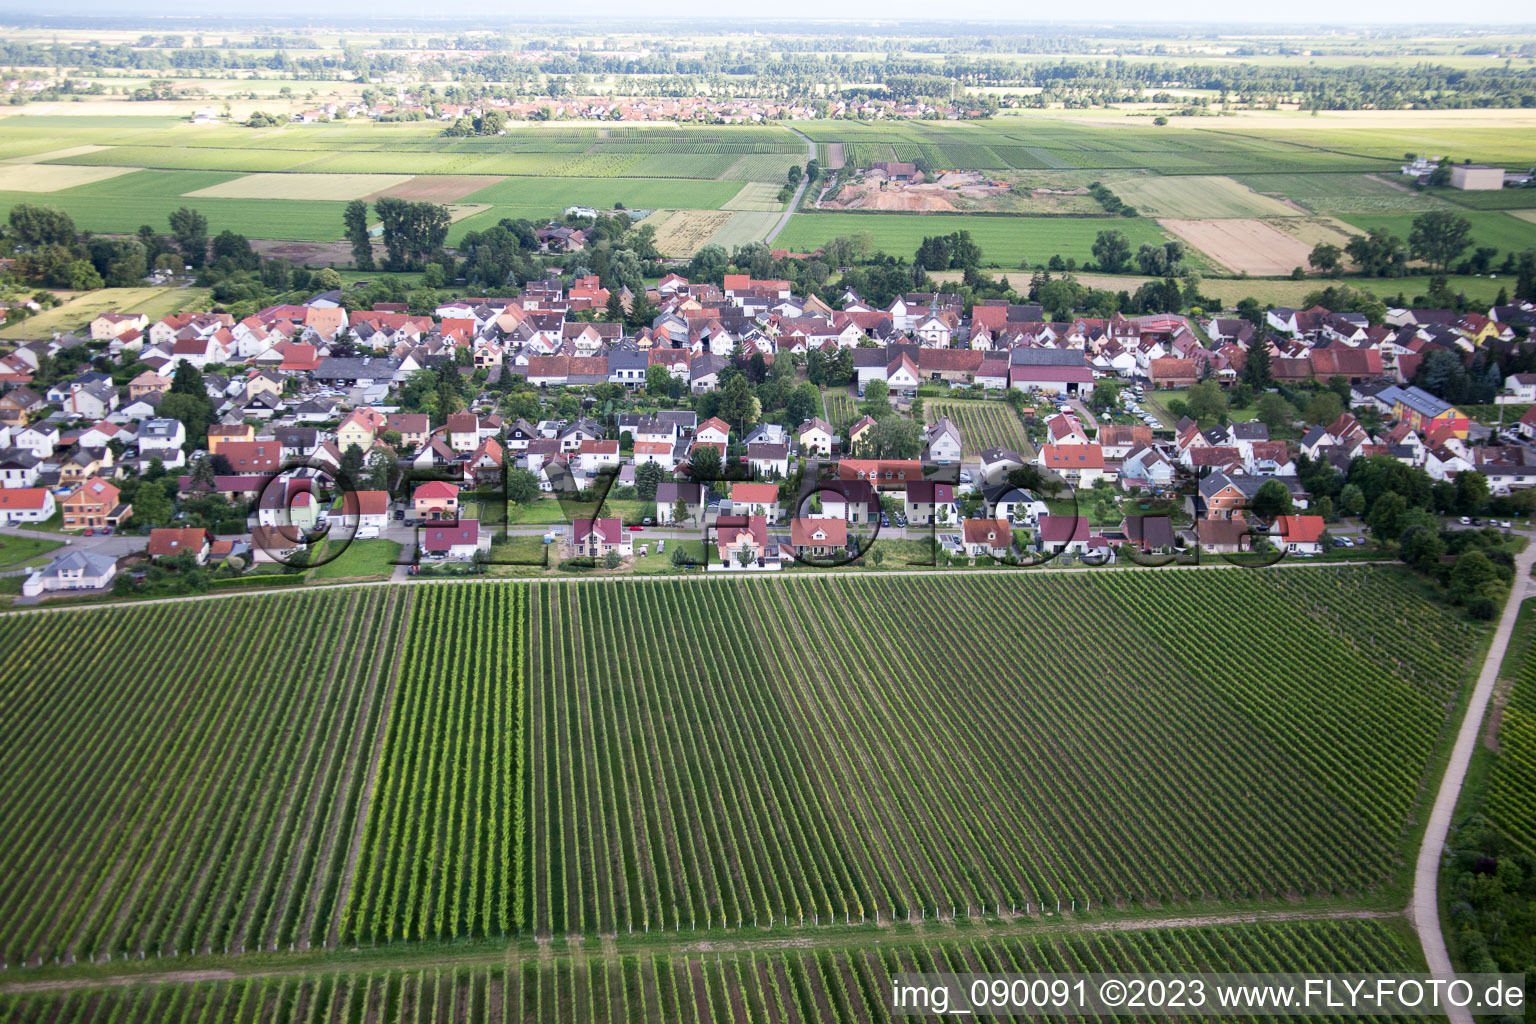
<box><xmin>821</xmin><ymin>390</ymin><xmax>857</xmax><ymax>431</ymax></box>
<box><xmin>1336</xmin><ymin>210</ymin><xmax>1536</xmax><ymax>257</ymax></box>
<box><xmin>0</xmin><ymin>116</ymin><xmax>806</xmax><ymax>245</ymax></box>
<box><xmin>704</xmin><ymin>211</ymin><xmax>784</xmax><ymax>251</ymax></box>
<box><xmin>0</xmin><ymin>286</ymin><xmax>213</xmax><ymax>341</ymax></box>
<box><xmin>649</xmin><ymin>210</ymin><xmax>734</xmax><ymax>258</ymax></box>
<box><xmin>1235</xmin><ymin>173</ymin><xmax>1453</xmax><ymax>214</ymax></box>
<box><xmin>182</xmin><ymin>172</ymin><xmax>413</xmax><ymax>202</ymax></box>
<box><xmin>0</xmin><ymin>589</ymin><xmax>411</xmax><ymax>966</ymax></box>
<box><xmin>1160</xmin><ymin>218</ymin><xmax>1323</xmax><ymax>276</ymax></box>
<box><xmin>308</xmin><ymin>540</ymin><xmax>403</xmax><ymax>582</ymax></box>
<box><xmin>0</xmin><ymin>918</ymin><xmax>1426</xmax><ymax>1023</ymax></box>
<box><xmin>0</xmin><ymin>163</ymin><xmax>138</xmax><ymax>193</ymax></box>
<box><xmin>776</xmin><ymin>212</ymin><xmax>1169</xmax><ymax>266</ymax></box>
<box><xmin>720</xmin><ymin>181</ymin><xmax>787</xmax><ymax>212</ymax></box>
<box><xmin>0</xmin><ymin>568</ymin><xmax>1481</xmax><ymax>971</ymax></box>
<box><xmin>1486</xmin><ymin>600</ymin><xmax>1536</xmax><ymax>850</ymax></box>
<box><xmin>1513</xmin><ymin>209</ymin><xmax>1536</xmax><ymax>226</ymax></box>
<box><xmin>1109</xmin><ymin>175</ymin><xmax>1300</xmax><ymax>220</ymax></box>
<box><xmin>924</xmin><ymin>399</ymin><xmax>1032</xmax><ymax>457</ymax></box>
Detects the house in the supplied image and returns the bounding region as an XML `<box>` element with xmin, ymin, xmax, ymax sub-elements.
<box><xmin>337</xmin><ymin>408</ymin><xmax>386</xmax><ymax>451</ymax></box>
<box><xmin>447</xmin><ymin>413</ymin><xmax>480</xmax><ymax>453</ymax></box>
<box><xmin>797</xmin><ymin>417</ymin><xmax>837</xmax><ymax>458</ymax></box>
<box><xmin>137</xmin><ymin>418</ymin><xmax>186</xmax><ymax>455</ymax></box>
<box><xmin>336</xmin><ymin>490</ymin><xmax>392</xmax><ymax>531</ymax></box>
<box><xmin>0</xmin><ymin>449</ymin><xmax>41</xmax><ymax>489</ymax></box>
<box><xmin>656</xmin><ymin>482</ymin><xmax>706</xmax><ymax>525</ymax></box>
<box><xmin>818</xmin><ymin>479</ymin><xmax>879</xmax><ymax>523</ymax></box>
<box><xmin>1036</xmin><ymin>514</ymin><xmax>1092</xmax><ymax>555</ymax></box>
<box><xmin>577</xmin><ymin>439</ymin><xmax>621</xmax><ymax>474</ymax></box>
<box><xmin>22</xmin><ymin>549</ymin><xmax>118</xmax><ymax>596</ymax></box>
<box><xmin>147</xmin><ymin>527</ymin><xmax>212</xmax><ymax>564</ymax></box>
<box><xmin>748</xmin><ymin>442</ymin><xmax>790</xmax><ymax>479</ymax></box>
<box><xmin>905</xmin><ymin>480</ymin><xmax>957</xmax><ymax>526</ymax></box>
<box><xmin>846</xmin><ymin>415</ymin><xmax>878</xmax><ymax>450</ymax></box>
<box><xmin>1391</xmin><ymin>385</ymin><xmax>1469</xmax><ymax>439</ymax></box>
<box><xmin>571</xmin><ymin>517</ymin><xmax>633</xmax><ymax>558</ymax></box>
<box><xmin>981</xmin><ymin>484</ymin><xmax>1048</xmax><ymax>524</ymax></box>
<box><xmin>962</xmin><ymin>518</ymin><xmax>1013</xmax><ymax>559</ymax></box>
<box><xmin>89</xmin><ymin>311</ymin><xmax>148</xmax><ymax>341</ymax></box>
<box><xmin>1148</xmin><ymin>358</ymin><xmax>1199</xmax><ymax>389</ymax></box>
<box><xmin>978</xmin><ymin>447</ymin><xmax>1026</xmax><ymax>486</ymax></box>
<box><xmin>250</xmin><ymin>524</ymin><xmax>307</xmax><ymax>564</ymax></box>
<box><xmin>729</xmin><ymin>482</ymin><xmax>781</xmax><ymax>523</ymax></box>
<box><xmin>1046</xmin><ymin>413</ymin><xmax>1092</xmax><ymax>446</ymax></box>
<box><xmin>420</xmin><ymin>520</ymin><xmax>486</xmax><ymax>560</ymax></box>
<box><xmin>1275</xmin><ymin>515</ymin><xmax>1326</xmax><ymax>555</ymax></box>
<box><xmin>922</xmin><ymin>418</ymin><xmax>963</xmax><ymax>464</ymax></box>
<box><xmin>1120</xmin><ymin>515</ymin><xmax>1176</xmax><ymax>554</ymax></box>
<box><xmin>1196</xmin><ymin>517</ymin><xmax>1256</xmax><ymax>554</ymax></box>
<box><xmin>1520</xmin><ymin>405</ymin><xmax>1536</xmax><ymax>441</ymax></box>
<box><xmin>714</xmin><ymin>514</ymin><xmax>773</xmax><ymax>568</ymax></box>
<box><xmin>1121</xmin><ymin>444</ymin><xmax>1175</xmax><ymax>489</ymax></box>
<box><xmin>128</xmin><ymin>370</ymin><xmax>172</xmax><ymax>400</ymax></box>
<box><xmin>61</xmin><ymin>477</ymin><xmax>129</xmax><ymax>530</ymax></box>
<box><xmin>0</xmin><ymin>487</ymin><xmax>54</xmax><ymax>524</ymax></box>
<box><xmin>217</xmin><ymin>440</ymin><xmax>283</xmax><ymax>476</ymax></box>
<box><xmin>386</xmin><ymin>413</ymin><xmax>432</xmax><ymax>450</ymax></box>
<box><xmin>788</xmin><ymin>517</ymin><xmax>847</xmax><ymax>558</ymax></box>
<box><xmin>412</xmin><ymin>480</ymin><xmax>460</xmax><ymax>520</ymax></box>
<box><xmin>696</xmin><ymin>417</ymin><xmax>731</xmax><ymax>448</ymax></box>
<box><xmin>1038</xmin><ymin>444</ymin><xmax>1106</xmax><ymax>487</ymax></box>
<box><xmin>1008</xmin><ymin>348</ymin><xmax>1095</xmax><ymax>396</ymax></box>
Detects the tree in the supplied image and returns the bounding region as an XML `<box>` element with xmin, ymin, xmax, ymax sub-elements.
<box><xmin>8</xmin><ymin>204</ymin><xmax>77</xmax><ymax>248</ymax></box>
<box><xmin>866</xmin><ymin>417</ymin><xmax>922</xmax><ymax>459</ymax></box>
<box><xmin>1345</xmin><ymin>227</ymin><xmax>1408</xmax><ymax>278</ymax></box>
<box><xmin>635</xmin><ymin>462</ymin><xmax>664</xmax><ymax>501</ymax></box>
<box><xmin>1250</xmin><ymin>479</ymin><xmax>1293</xmax><ymax>520</ymax></box>
<box><xmin>603</xmin><ymin>550</ymin><xmax>622</xmax><ymax>570</ymax></box>
<box><xmin>1315</xmin><ymin>495</ymin><xmax>1335</xmax><ymax>522</ymax></box>
<box><xmin>1366</xmin><ymin>490</ymin><xmax>1408</xmax><ymax>540</ymax></box>
<box><xmin>688</xmin><ymin>244</ymin><xmax>729</xmax><ymax>282</ymax></box>
<box><xmin>716</xmin><ymin>374</ymin><xmax>757</xmax><ymax>433</ymax></box>
<box><xmin>1455</xmin><ymin>469</ymin><xmax>1489</xmax><ymax>514</ymax></box>
<box><xmin>1184</xmin><ymin>380</ymin><xmax>1227</xmax><ymax>425</ymax></box>
<box><xmin>344</xmin><ymin>199</ymin><xmax>373</xmax><ymax>270</ymax></box>
<box><xmin>861</xmin><ymin>378</ymin><xmax>891</xmax><ymax>417</ymax></box>
<box><xmin>1409</xmin><ymin>211</ymin><xmax>1473</xmax><ymax>272</ymax></box>
<box><xmin>1448</xmin><ymin>548</ymin><xmax>1500</xmax><ymax>608</ymax></box>
<box><xmin>1304</xmin><ymin>390</ymin><xmax>1344</xmax><ymax>427</ymax></box>
<box><xmin>168</xmin><ymin>206</ymin><xmax>208</xmax><ymax>269</ymax></box>
<box><xmin>673</xmin><ymin>496</ymin><xmax>690</xmax><ymax>526</ymax></box>
<box><xmin>1398</xmin><ymin>524</ymin><xmax>1446</xmax><ymax>572</ymax></box>
<box><xmin>1091</xmin><ymin>229</ymin><xmax>1132</xmax><ymax>273</ymax></box>
<box><xmin>688</xmin><ymin>444</ymin><xmax>721</xmax><ymax>482</ymax></box>
<box><xmin>786</xmin><ymin>383</ymin><xmax>819</xmax><ymax>427</ymax></box>
<box><xmin>1340</xmin><ymin>483</ymin><xmax>1366</xmax><ymax>518</ymax></box>
<box><xmin>209</xmin><ymin>230</ymin><xmax>258</xmax><ymax>272</ymax></box>
<box><xmin>505</xmin><ymin>468</ymin><xmax>540</xmax><ymax>505</ymax></box>
<box><xmin>129</xmin><ymin>480</ymin><xmax>173</xmax><ymax>528</ymax></box>
<box><xmin>1308</xmin><ymin>242</ymin><xmax>1343</xmax><ymax>277</ymax></box>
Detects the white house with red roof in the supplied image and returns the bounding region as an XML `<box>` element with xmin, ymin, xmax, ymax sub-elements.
<box><xmin>420</xmin><ymin>520</ymin><xmax>486</xmax><ymax>560</ymax></box>
<box><xmin>571</xmin><ymin>517</ymin><xmax>632</xmax><ymax>558</ymax></box>
<box><xmin>412</xmin><ymin>480</ymin><xmax>460</xmax><ymax>520</ymax></box>
<box><xmin>1275</xmin><ymin>515</ymin><xmax>1327</xmax><ymax>555</ymax></box>
<box><xmin>0</xmin><ymin>487</ymin><xmax>54</xmax><ymax>524</ymax></box>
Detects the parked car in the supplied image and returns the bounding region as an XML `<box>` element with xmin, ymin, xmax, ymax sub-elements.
<box><xmin>1353</xmin><ymin>537</ymin><xmax>1366</xmax><ymax>546</ymax></box>
<box><xmin>84</xmin><ymin>528</ymin><xmax>94</xmax><ymax>537</ymax></box>
<box><xmin>355</xmin><ymin>526</ymin><xmax>380</xmax><ymax>540</ymax></box>
<box><xmin>642</xmin><ymin>517</ymin><xmax>653</xmax><ymax>525</ymax></box>
<box><xmin>1471</xmin><ymin>517</ymin><xmax>1483</xmax><ymax>526</ymax></box>
<box><xmin>628</xmin><ymin>525</ymin><xmax>644</xmax><ymax>532</ymax></box>
<box><xmin>1501</xmin><ymin>520</ymin><xmax>1513</xmax><ymax>529</ymax></box>
<box><xmin>1459</xmin><ymin>516</ymin><xmax>1472</xmax><ymax>525</ymax></box>
<box><xmin>393</xmin><ymin>509</ymin><xmax>405</xmax><ymax>520</ymax></box>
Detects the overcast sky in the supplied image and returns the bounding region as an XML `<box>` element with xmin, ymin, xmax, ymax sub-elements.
<box><xmin>27</xmin><ymin>0</ymin><xmax>1536</xmax><ymax>26</ymax></box>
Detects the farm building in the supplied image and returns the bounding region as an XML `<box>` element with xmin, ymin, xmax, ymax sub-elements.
<box><xmin>1449</xmin><ymin>165</ymin><xmax>1504</xmax><ymax>190</ymax></box>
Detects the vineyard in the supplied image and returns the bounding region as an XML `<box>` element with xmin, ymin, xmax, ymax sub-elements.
<box><xmin>0</xmin><ymin>567</ymin><xmax>1482</xmax><ymax>976</ymax></box>
<box><xmin>0</xmin><ymin>918</ymin><xmax>1426</xmax><ymax>1024</ymax></box>
<box><xmin>1485</xmin><ymin>600</ymin><xmax>1536</xmax><ymax>850</ymax></box>
<box><xmin>0</xmin><ymin>589</ymin><xmax>411</xmax><ymax>968</ymax></box>
<box><xmin>822</xmin><ymin>391</ymin><xmax>857</xmax><ymax>432</ymax></box>
<box><xmin>924</xmin><ymin>399</ymin><xmax>1032</xmax><ymax>458</ymax></box>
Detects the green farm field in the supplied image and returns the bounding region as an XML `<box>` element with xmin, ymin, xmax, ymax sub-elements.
<box><xmin>1233</xmin><ymin>172</ymin><xmax>1453</xmax><ymax>214</ymax></box>
<box><xmin>1336</xmin><ymin>209</ymin><xmax>1536</xmax><ymax>255</ymax></box>
<box><xmin>1110</xmin><ymin>174</ymin><xmax>1300</xmax><ymax>219</ymax></box>
<box><xmin>0</xmin><ymin>567</ymin><xmax>1483</xmax><ymax>972</ymax></box>
<box><xmin>775</xmin><ymin>212</ymin><xmax>1170</xmax><ymax>265</ymax></box>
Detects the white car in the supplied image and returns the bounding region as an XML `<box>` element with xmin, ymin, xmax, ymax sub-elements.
<box><xmin>354</xmin><ymin>525</ymin><xmax>380</xmax><ymax>539</ymax></box>
<box><xmin>1459</xmin><ymin>516</ymin><xmax>1471</xmax><ymax>525</ymax></box>
<box><xmin>1501</xmin><ymin>520</ymin><xmax>1513</xmax><ymax>529</ymax></box>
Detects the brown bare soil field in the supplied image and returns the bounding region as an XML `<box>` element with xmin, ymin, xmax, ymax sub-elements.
<box><xmin>368</xmin><ymin>174</ymin><xmax>505</xmax><ymax>203</ymax></box>
<box><xmin>1160</xmin><ymin>218</ymin><xmax>1318</xmax><ymax>276</ymax></box>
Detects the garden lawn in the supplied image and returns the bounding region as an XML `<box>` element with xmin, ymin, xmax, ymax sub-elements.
<box><xmin>308</xmin><ymin>539</ymin><xmax>402</xmax><ymax>580</ymax></box>
<box><xmin>0</xmin><ymin>533</ymin><xmax>63</xmax><ymax>571</ymax></box>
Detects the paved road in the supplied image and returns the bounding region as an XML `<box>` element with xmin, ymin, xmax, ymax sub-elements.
<box><xmin>1410</xmin><ymin>540</ymin><xmax>1535</xmax><ymax>1019</ymax></box>
<box><xmin>765</xmin><ymin>126</ymin><xmax>815</xmax><ymax>245</ymax></box>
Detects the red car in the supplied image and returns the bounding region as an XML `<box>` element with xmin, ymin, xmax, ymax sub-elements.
<box><xmin>628</xmin><ymin>525</ymin><xmax>644</xmax><ymax>531</ymax></box>
<box><xmin>84</xmin><ymin>528</ymin><xmax>95</xmax><ymax>537</ymax></box>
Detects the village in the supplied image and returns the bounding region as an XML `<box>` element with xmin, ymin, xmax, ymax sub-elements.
<box><xmin>0</xmin><ymin>265</ymin><xmax>1533</xmax><ymax>600</ymax></box>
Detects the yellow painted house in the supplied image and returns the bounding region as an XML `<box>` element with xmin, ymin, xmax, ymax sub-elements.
<box><xmin>336</xmin><ymin>408</ymin><xmax>385</xmax><ymax>451</ymax></box>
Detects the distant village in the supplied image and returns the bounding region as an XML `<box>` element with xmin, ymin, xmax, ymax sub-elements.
<box><xmin>1</xmin><ymin>266</ymin><xmax>1534</xmax><ymax>598</ymax></box>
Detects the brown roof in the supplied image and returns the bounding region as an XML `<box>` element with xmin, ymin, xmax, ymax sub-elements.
<box><xmin>147</xmin><ymin>527</ymin><xmax>211</xmax><ymax>558</ymax></box>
